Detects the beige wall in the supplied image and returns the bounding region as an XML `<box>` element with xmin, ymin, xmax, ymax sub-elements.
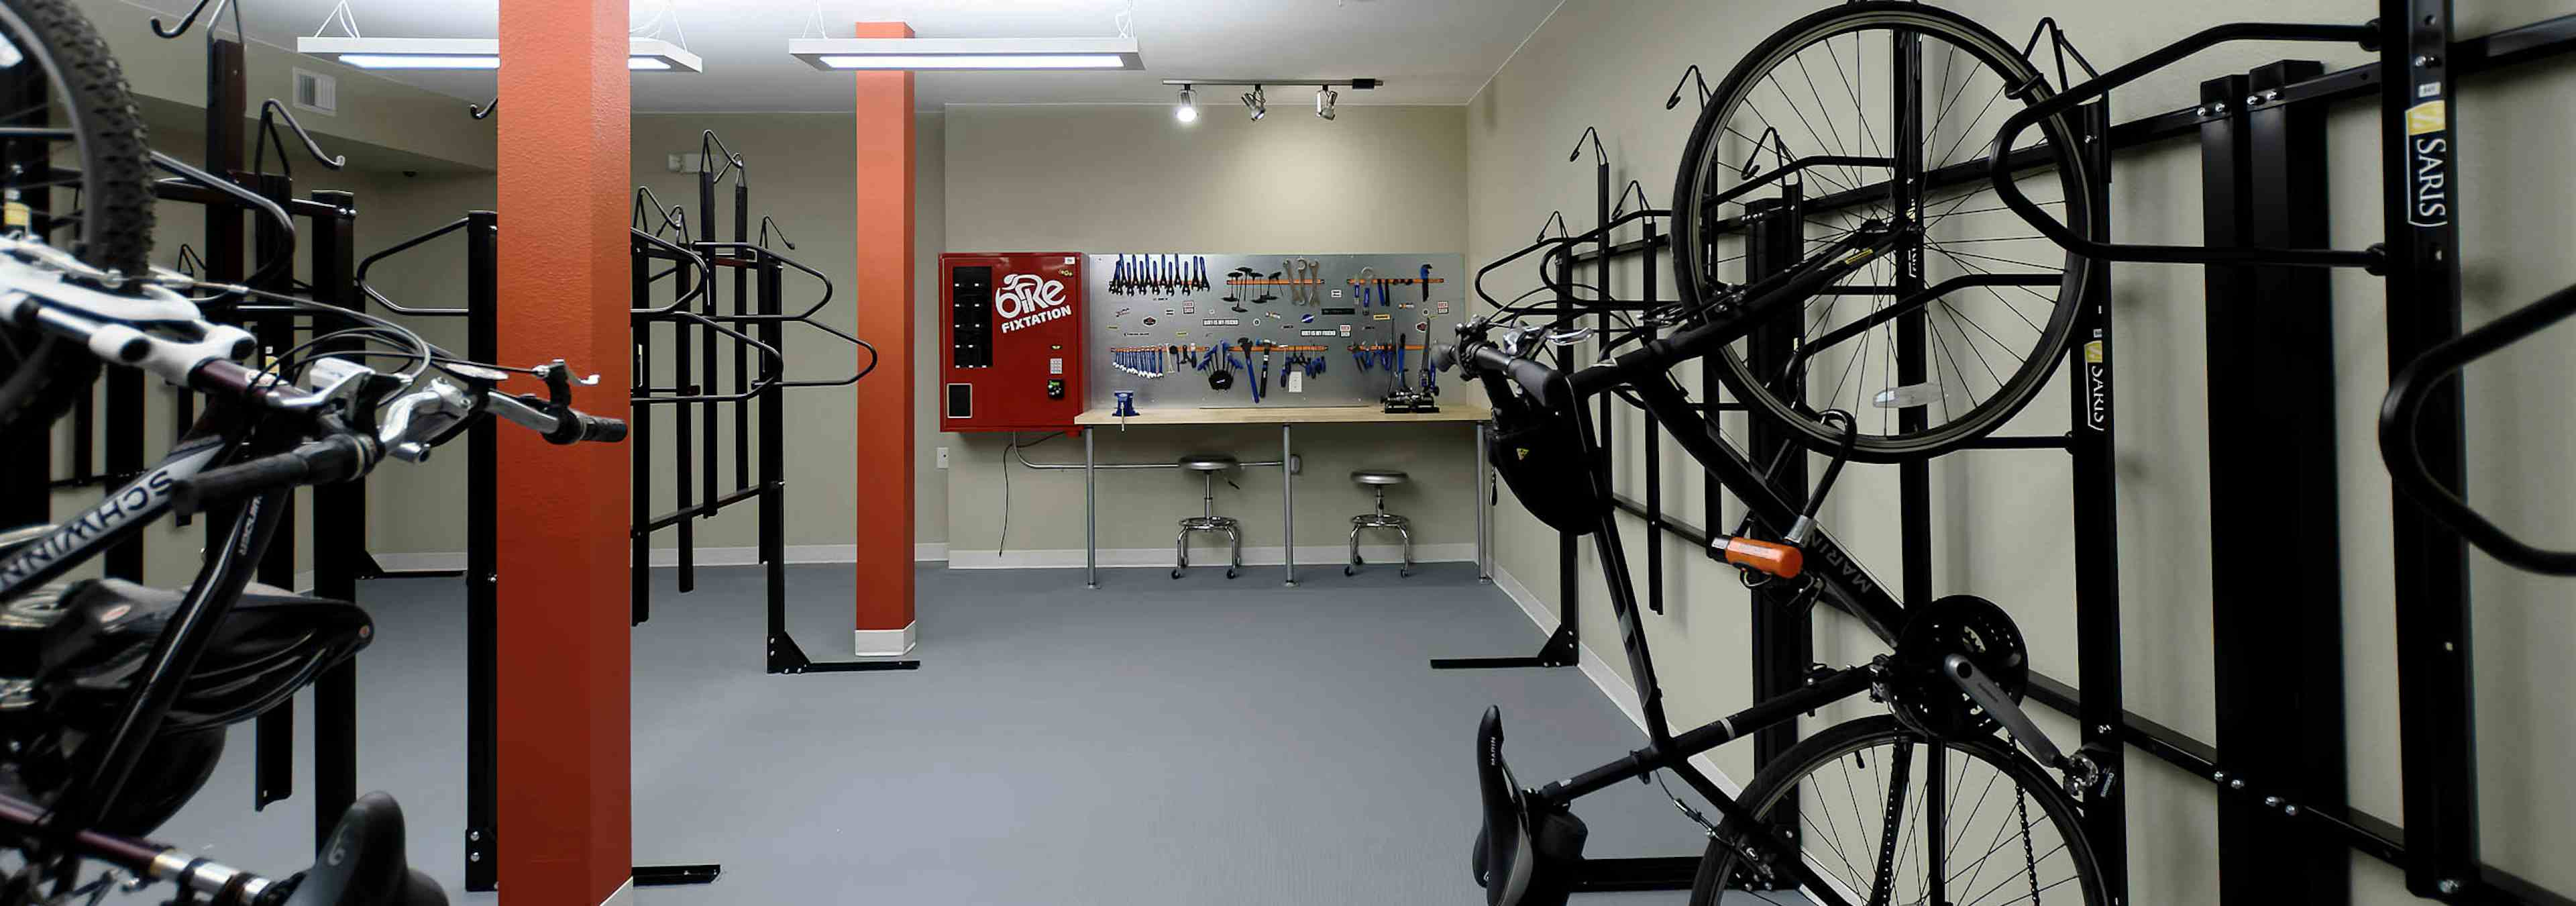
<box><xmin>939</xmin><ymin>103</ymin><xmax>1478</xmax><ymax>558</ymax></box>
<box><xmin>625</xmin><ymin>111</ymin><xmax>951</xmax><ymax>552</ymax></box>
<box><xmin>1466</xmin><ymin>2</ymin><xmax>2576</xmax><ymax>905</ymax></box>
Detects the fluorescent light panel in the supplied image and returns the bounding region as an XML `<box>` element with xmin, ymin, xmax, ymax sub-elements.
<box><xmin>297</xmin><ymin>37</ymin><xmax>703</xmax><ymax>73</ymax></box>
<box><xmin>788</xmin><ymin>37</ymin><xmax>1141</xmax><ymax>71</ymax></box>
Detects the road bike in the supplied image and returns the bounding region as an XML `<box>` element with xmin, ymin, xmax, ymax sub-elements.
<box><xmin>1447</xmin><ymin>5</ymin><xmax>2118</xmax><ymax>904</ymax></box>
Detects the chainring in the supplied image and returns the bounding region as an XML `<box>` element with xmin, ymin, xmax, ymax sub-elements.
<box><xmin>1888</xmin><ymin>594</ymin><xmax>2029</xmax><ymax>742</ymax></box>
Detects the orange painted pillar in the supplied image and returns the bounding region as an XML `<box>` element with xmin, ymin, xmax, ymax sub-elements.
<box><xmin>494</xmin><ymin>0</ymin><xmax>631</xmax><ymax>902</ymax></box>
<box><xmin>851</xmin><ymin>21</ymin><xmax>918</xmax><ymax>655</ymax></box>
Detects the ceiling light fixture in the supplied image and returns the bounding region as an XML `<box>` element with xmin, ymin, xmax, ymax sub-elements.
<box><xmin>788</xmin><ymin>37</ymin><xmax>1142</xmax><ymax>71</ymax></box>
<box><xmin>1175</xmin><ymin>85</ymin><xmax>1198</xmax><ymax>123</ymax></box>
<box><xmin>298</xmin><ymin>37</ymin><xmax>704</xmax><ymax>73</ymax></box>
<box><xmin>1163</xmin><ymin>79</ymin><xmax>1379</xmax><ymax>123</ymax></box>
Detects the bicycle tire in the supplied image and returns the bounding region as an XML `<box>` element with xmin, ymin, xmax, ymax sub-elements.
<box><xmin>1686</xmin><ymin>715</ymin><xmax>2106</xmax><ymax>906</ymax></box>
<box><xmin>0</xmin><ymin>0</ymin><xmax>156</xmax><ymax>434</ymax></box>
<box><xmin>1671</xmin><ymin>2</ymin><xmax>2097</xmax><ymax>462</ymax></box>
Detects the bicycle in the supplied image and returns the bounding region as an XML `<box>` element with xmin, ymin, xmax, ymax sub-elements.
<box><xmin>0</xmin><ymin>0</ymin><xmax>624</xmax><ymax>901</ymax></box>
<box><xmin>1445</xmin><ymin>5</ymin><xmax>2120</xmax><ymax>904</ymax></box>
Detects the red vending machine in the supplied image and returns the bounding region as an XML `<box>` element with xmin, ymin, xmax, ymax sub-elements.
<box><xmin>939</xmin><ymin>252</ymin><xmax>1085</xmax><ymax>432</ymax></box>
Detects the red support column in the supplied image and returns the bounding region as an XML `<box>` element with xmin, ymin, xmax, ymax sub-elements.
<box><xmin>494</xmin><ymin>0</ymin><xmax>632</xmax><ymax>902</ymax></box>
<box><xmin>851</xmin><ymin>21</ymin><xmax>917</xmax><ymax>655</ymax></box>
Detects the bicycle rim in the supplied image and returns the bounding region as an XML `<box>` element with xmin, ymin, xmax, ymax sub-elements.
<box><xmin>1672</xmin><ymin>2</ymin><xmax>2096</xmax><ymax>463</ymax></box>
<box><xmin>1688</xmin><ymin>716</ymin><xmax>2106</xmax><ymax>906</ymax></box>
<box><xmin>0</xmin><ymin>0</ymin><xmax>155</xmax><ymax>433</ymax></box>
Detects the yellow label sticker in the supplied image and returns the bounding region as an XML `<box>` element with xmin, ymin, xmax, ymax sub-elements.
<box><xmin>1841</xmin><ymin>248</ymin><xmax>1878</xmax><ymax>266</ymax></box>
<box><xmin>2</xmin><ymin>201</ymin><xmax>26</xmax><ymax>229</ymax></box>
<box><xmin>2083</xmin><ymin>340</ymin><xmax>2104</xmax><ymax>364</ymax></box>
<box><xmin>1371</xmin><ymin>313</ymin><xmax>1393</xmax><ymax>321</ymax></box>
<box><xmin>2406</xmin><ymin>100</ymin><xmax>2447</xmax><ymax>136</ymax></box>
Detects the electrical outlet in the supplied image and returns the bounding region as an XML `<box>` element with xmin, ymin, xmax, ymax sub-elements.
<box><xmin>936</xmin><ymin>447</ymin><xmax>949</xmax><ymax>470</ymax></box>
<box><xmin>666</xmin><ymin>152</ymin><xmax>705</xmax><ymax>173</ymax></box>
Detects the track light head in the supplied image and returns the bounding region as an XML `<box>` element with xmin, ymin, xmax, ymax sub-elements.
<box><xmin>1315</xmin><ymin>86</ymin><xmax>1338</xmax><ymax>120</ymax></box>
<box><xmin>1176</xmin><ymin>85</ymin><xmax>1197</xmax><ymax>123</ymax></box>
<box><xmin>1242</xmin><ymin>85</ymin><xmax>1266</xmax><ymax>121</ymax></box>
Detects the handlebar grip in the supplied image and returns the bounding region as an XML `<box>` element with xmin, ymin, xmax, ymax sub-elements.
<box><xmin>1467</xmin><ymin>344</ymin><xmax>1568</xmax><ymax>411</ymax></box>
<box><xmin>170</xmin><ymin>436</ymin><xmax>369</xmax><ymax>517</ymax></box>
<box><xmin>1719</xmin><ymin>537</ymin><xmax>1803</xmax><ymax>579</ymax></box>
<box><xmin>542</xmin><ymin>409</ymin><xmax>627</xmax><ymax>445</ymax></box>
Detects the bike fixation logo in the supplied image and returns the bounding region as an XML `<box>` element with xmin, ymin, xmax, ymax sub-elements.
<box><xmin>994</xmin><ymin>272</ymin><xmax>1072</xmax><ymax>334</ymax></box>
<box><xmin>2406</xmin><ymin>93</ymin><xmax>2450</xmax><ymax>228</ymax></box>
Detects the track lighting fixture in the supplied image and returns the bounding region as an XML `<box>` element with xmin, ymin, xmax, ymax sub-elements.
<box><xmin>1161</xmin><ymin>79</ymin><xmax>1377</xmax><ymax>125</ymax></box>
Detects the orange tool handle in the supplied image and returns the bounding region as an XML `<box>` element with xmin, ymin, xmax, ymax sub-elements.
<box><xmin>1720</xmin><ymin>537</ymin><xmax>1803</xmax><ymax>578</ymax></box>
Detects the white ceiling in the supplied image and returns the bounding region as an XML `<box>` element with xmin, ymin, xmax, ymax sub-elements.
<box><xmin>118</xmin><ymin>0</ymin><xmax>1566</xmax><ymax>112</ymax></box>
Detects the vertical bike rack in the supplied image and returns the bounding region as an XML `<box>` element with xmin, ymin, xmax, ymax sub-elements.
<box><xmin>1489</xmin><ymin>6</ymin><xmax>2576</xmax><ymax>903</ymax></box>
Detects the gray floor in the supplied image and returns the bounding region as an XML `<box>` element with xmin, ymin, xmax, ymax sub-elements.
<box><xmin>136</xmin><ymin>563</ymin><xmax>1722</xmax><ymax>904</ymax></box>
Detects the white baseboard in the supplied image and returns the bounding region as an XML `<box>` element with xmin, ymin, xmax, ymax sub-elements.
<box><xmin>1487</xmin><ymin>564</ymin><xmax>1744</xmax><ymax>799</ymax></box>
<box><xmin>944</xmin><ymin>542</ymin><xmax>1477</xmax><ymax>570</ymax></box>
<box><xmin>853</xmin><ymin>621</ymin><xmax>918</xmax><ymax>657</ymax></box>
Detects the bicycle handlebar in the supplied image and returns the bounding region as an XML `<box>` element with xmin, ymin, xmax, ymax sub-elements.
<box><xmin>171</xmin><ymin>433</ymin><xmax>374</xmax><ymax>517</ymax></box>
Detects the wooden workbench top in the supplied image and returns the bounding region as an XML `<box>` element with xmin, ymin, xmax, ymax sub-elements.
<box><xmin>1074</xmin><ymin>403</ymin><xmax>1492</xmax><ymax>426</ymax></box>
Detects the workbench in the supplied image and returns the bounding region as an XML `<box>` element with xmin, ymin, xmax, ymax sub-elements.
<box><xmin>1073</xmin><ymin>404</ymin><xmax>1495</xmax><ymax>587</ymax></box>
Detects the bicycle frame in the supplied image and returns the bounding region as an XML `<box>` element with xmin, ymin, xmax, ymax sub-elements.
<box><xmin>1</xmin><ymin>397</ymin><xmax>288</xmax><ymax>844</ymax></box>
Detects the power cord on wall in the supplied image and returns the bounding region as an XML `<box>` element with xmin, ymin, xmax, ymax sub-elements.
<box><xmin>998</xmin><ymin>432</ymin><xmax>1065</xmax><ymax>556</ymax></box>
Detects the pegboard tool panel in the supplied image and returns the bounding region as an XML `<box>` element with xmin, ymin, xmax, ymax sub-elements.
<box><xmin>1085</xmin><ymin>252</ymin><xmax>1464</xmax><ymax>411</ymax></box>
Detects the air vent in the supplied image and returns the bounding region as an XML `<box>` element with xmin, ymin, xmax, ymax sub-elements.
<box><xmin>292</xmin><ymin>68</ymin><xmax>336</xmax><ymax>116</ymax></box>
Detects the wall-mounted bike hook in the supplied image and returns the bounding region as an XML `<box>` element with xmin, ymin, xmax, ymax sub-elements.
<box><xmin>469</xmin><ymin>97</ymin><xmax>498</xmax><ymax>120</ymax></box>
<box><xmin>253</xmin><ymin>100</ymin><xmax>347</xmax><ymax>182</ymax></box>
<box><xmin>2016</xmin><ymin>17</ymin><xmax>2103</xmax><ymax>94</ymax></box>
<box><xmin>631</xmin><ymin>187</ymin><xmax>688</xmax><ymax>239</ymax></box>
<box><xmin>1535</xmin><ymin>211</ymin><xmax>1568</xmax><ymax>244</ymax></box>
<box><xmin>1735</xmin><ymin>127</ymin><xmax>1792</xmax><ymax>180</ymax></box>
<box><xmin>700</xmin><ymin>130</ymin><xmax>745</xmax><ymax>187</ymax></box>
<box><xmin>757</xmin><ymin>216</ymin><xmax>795</xmax><ymax>250</ymax></box>
<box><xmin>150</xmin><ymin>0</ymin><xmax>241</xmax><ymax>42</ymax></box>
<box><xmin>1610</xmin><ymin>181</ymin><xmax>1654</xmax><ymax>222</ymax></box>
<box><xmin>1566</xmin><ymin>125</ymin><xmax>1605</xmax><ymax>164</ymax></box>
<box><xmin>1664</xmin><ymin>64</ymin><xmax>1709</xmax><ymax>111</ymax></box>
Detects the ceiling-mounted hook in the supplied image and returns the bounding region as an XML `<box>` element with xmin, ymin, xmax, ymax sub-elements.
<box><xmin>1664</xmin><ymin>64</ymin><xmax>1710</xmax><ymax>111</ymax></box>
<box><xmin>1536</xmin><ymin>211</ymin><xmax>1568</xmax><ymax>244</ymax></box>
<box><xmin>758</xmin><ymin>216</ymin><xmax>796</xmax><ymax>250</ymax></box>
<box><xmin>252</xmin><ymin>99</ymin><xmax>346</xmax><ymax>181</ymax></box>
<box><xmin>1566</xmin><ymin>126</ymin><xmax>1604</xmax><ymax>164</ymax></box>
<box><xmin>469</xmin><ymin>96</ymin><xmax>498</xmax><ymax>120</ymax></box>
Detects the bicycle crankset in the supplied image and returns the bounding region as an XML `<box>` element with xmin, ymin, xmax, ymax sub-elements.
<box><xmin>1886</xmin><ymin>594</ymin><xmax>2029</xmax><ymax>742</ymax></box>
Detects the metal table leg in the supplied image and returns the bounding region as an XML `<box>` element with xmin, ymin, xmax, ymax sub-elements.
<box><xmin>1476</xmin><ymin>421</ymin><xmax>1491</xmax><ymax>582</ymax></box>
<box><xmin>1085</xmin><ymin>430</ymin><xmax>1097</xmax><ymax>589</ymax></box>
<box><xmin>1282</xmin><ymin>423</ymin><xmax>1296</xmax><ymax>587</ymax></box>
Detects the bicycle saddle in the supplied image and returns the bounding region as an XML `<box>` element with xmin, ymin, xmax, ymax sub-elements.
<box><xmin>1471</xmin><ymin>707</ymin><xmax>1585</xmax><ymax>906</ymax></box>
<box><xmin>275</xmin><ymin>791</ymin><xmax>447</xmax><ymax>906</ymax></box>
<box><xmin>28</xmin><ymin>578</ymin><xmax>374</xmax><ymax>734</ymax></box>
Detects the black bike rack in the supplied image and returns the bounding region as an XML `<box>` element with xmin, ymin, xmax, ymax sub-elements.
<box><xmin>2</xmin><ymin>21</ymin><xmax>381</xmax><ymax>856</ymax></box>
<box><xmin>1516</xmin><ymin>4</ymin><xmax>2576</xmax><ymax>904</ymax></box>
<box><xmin>626</xmin><ymin>134</ymin><xmax>916</xmax><ymax>676</ymax></box>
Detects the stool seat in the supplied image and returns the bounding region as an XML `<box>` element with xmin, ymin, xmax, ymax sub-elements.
<box><xmin>1179</xmin><ymin>454</ymin><xmax>1238</xmax><ymax>472</ymax></box>
<box><xmin>1350</xmin><ymin>469</ymin><xmax>1409</xmax><ymax>486</ymax></box>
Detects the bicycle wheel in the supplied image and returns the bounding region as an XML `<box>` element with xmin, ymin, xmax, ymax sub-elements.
<box><xmin>0</xmin><ymin>0</ymin><xmax>156</xmax><ymax>433</ymax></box>
<box><xmin>1672</xmin><ymin>2</ymin><xmax>2096</xmax><ymax>462</ymax></box>
<box><xmin>1687</xmin><ymin>715</ymin><xmax>2105</xmax><ymax>906</ymax></box>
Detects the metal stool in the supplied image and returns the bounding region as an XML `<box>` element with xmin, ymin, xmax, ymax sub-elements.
<box><xmin>1346</xmin><ymin>469</ymin><xmax>1412</xmax><ymax>576</ymax></box>
<box><xmin>1174</xmin><ymin>454</ymin><xmax>1243</xmax><ymax>579</ymax></box>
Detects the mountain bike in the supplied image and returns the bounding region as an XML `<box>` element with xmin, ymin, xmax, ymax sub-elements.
<box><xmin>0</xmin><ymin>0</ymin><xmax>623</xmax><ymax>902</ymax></box>
<box><xmin>1446</xmin><ymin>5</ymin><xmax>2117</xmax><ymax>904</ymax></box>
